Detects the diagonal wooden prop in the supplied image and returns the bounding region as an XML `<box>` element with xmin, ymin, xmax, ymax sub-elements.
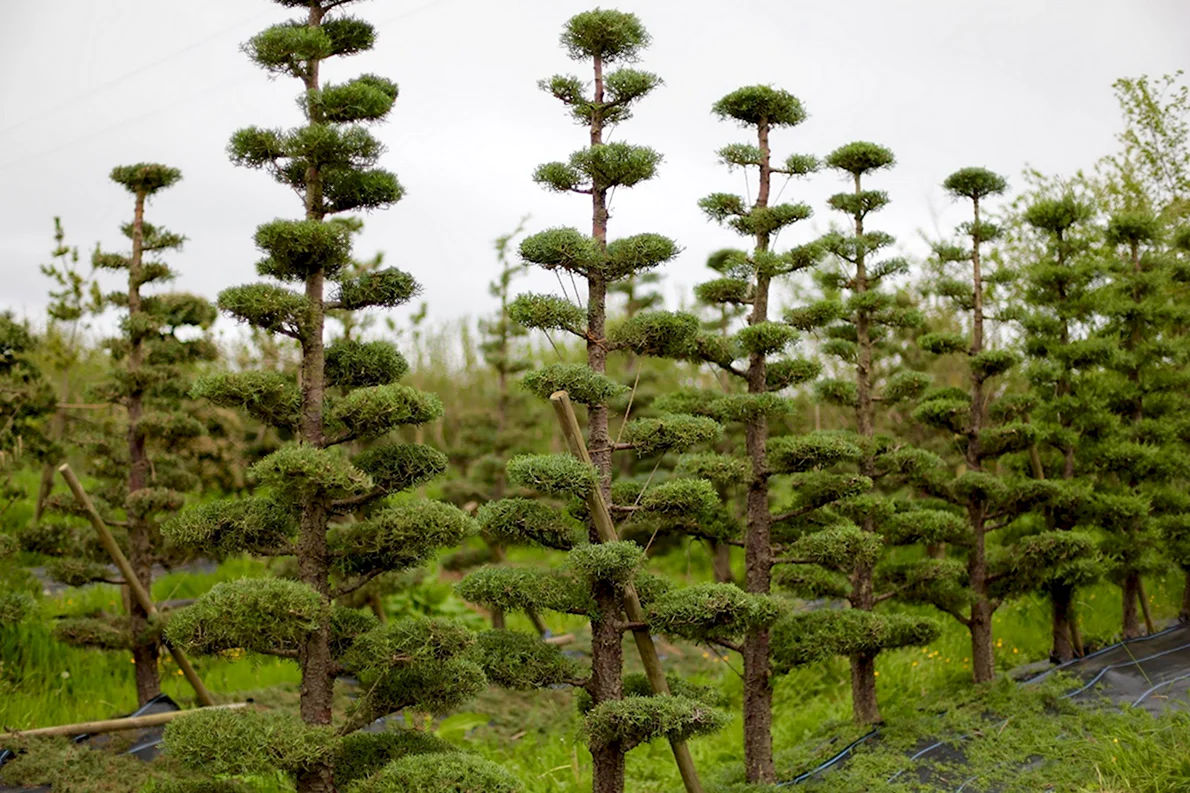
<box><xmin>0</xmin><ymin>703</ymin><xmax>247</xmax><ymax>740</ymax></box>
<box><xmin>57</xmin><ymin>463</ymin><xmax>216</xmax><ymax>707</ymax></box>
<box><xmin>549</xmin><ymin>391</ymin><xmax>705</xmax><ymax>793</ymax></box>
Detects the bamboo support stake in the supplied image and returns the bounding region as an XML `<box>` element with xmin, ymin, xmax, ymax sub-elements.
<box><xmin>549</xmin><ymin>390</ymin><xmax>705</xmax><ymax>793</ymax></box>
<box><xmin>0</xmin><ymin>703</ymin><xmax>247</xmax><ymax>740</ymax></box>
<box><xmin>57</xmin><ymin>463</ymin><xmax>217</xmax><ymax>708</ymax></box>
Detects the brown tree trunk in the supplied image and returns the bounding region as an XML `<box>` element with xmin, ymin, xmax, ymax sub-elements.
<box><xmin>1050</xmin><ymin>582</ymin><xmax>1075</xmax><ymax>663</ymax></box>
<box><xmin>970</xmin><ymin>597</ymin><xmax>995</xmax><ymax>683</ymax></box>
<box><xmin>294</xmin><ymin>9</ymin><xmax>336</xmax><ymax>792</ymax></box>
<box><xmin>589</xmin><ymin>584</ymin><xmax>624</xmax><ymax>793</ymax></box>
<box><xmin>742</xmin><ymin>119</ymin><xmax>775</xmax><ymax>785</ymax></box>
<box><xmin>125</xmin><ymin>187</ymin><xmax>161</xmax><ymax>707</ymax></box>
<box><xmin>1122</xmin><ymin>572</ymin><xmax>1142</xmax><ymax>639</ymax></box>
<box><xmin>1137</xmin><ymin>576</ymin><xmax>1155</xmax><ymax>635</ymax></box>
<box><xmin>849</xmin><ymin>169</ymin><xmax>882</xmax><ymax>725</ymax></box>
<box><xmin>710</xmin><ymin>541</ymin><xmax>733</xmax><ymax>584</ymax></box>
<box><xmin>490</xmin><ymin>543</ymin><xmax>507</xmax><ymax>630</ymax></box>
<box><xmin>968</xmin><ymin>506</ymin><xmax>995</xmax><ymax>683</ymax></box>
<box><xmin>1181</xmin><ymin>569</ymin><xmax>1190</xmax><ymax>623</ymax></box>
<box><xmin>850</xmin><ymin>651</ymin><xmax>880</xmax><ymax>724</ymax></box>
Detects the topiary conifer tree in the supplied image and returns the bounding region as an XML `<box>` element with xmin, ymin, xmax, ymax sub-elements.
<box><xmin>0</xmin><ymin>313</ymin><xmax>56</xmax><ymax>626</ymax></box>
<box><xmin>156</xmin><ymin>2</ymin><xmax>514</xmax><ymax>791</ymax></box>
<box><xmin>1015</xmin><ymin>192</ymin><xmax>1108</xmax><ymax>660</ymax></box>
<box><xmin>778</xmin><ymin>141</ymin><xmax>944</xmax><ymax>724</ymax></box>
<box><xmin>24</xmin><ymin>164</ymin><xmax>218</xmax><ymax>707</ymax></box>
<box><xmin>912</xmin><ymin>168</ymin><xmax>1091</xmax><ymax>682</ymax></box>
<box><xmin>459</xmin><ymin>11</ymin><xmax>729</xmax><ymax>793</ymax></box>
<box><xmin>682</xmin><ymin>84</ymin><xmax>828</xmax><ymax>782</ymax></box>
<box><xmin>1093</xmin><ymin>210</ymin><xmax>1190</xmax><ymax>638</ymax></box>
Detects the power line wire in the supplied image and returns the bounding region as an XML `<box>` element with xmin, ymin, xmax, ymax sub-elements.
<box><xmin>0</xmin><ymin>9</ymin><xmax>273</xmax><ymax>138</ymax></box>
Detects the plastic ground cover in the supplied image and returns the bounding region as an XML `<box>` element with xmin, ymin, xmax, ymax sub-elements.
<box><xmin>782</xmin><ymin>622</ymin><xmax>1190</xmax><ymax>789</ymax></box>
<box><xmin>0</xmin><ymin>693</ymin><xmax>179</xmax><ymax>792</ymax></box>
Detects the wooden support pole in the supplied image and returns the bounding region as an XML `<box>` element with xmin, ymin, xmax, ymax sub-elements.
<box><xmin>57</xmin><ymin>463</ymin><xmax>217</xmax><ymax>708</ymax></box>
<box><xmin>549</xmin><ymin>390</ymin><xmax>705</xmax><ymax>793</ymax></box>
<box><xmin>0</xmin><ymin>703</ymin><xmax>247</xmax><ymax>740</ymax></box>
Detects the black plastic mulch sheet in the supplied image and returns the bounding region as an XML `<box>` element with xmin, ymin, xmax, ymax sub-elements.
<box><xmin>0</xmin><ymin>693</ymin><xmax>180</xmax><ymax>792</ymax></box>
<box><xmin>783</xmin><ymin>622</ymin><xmax>1190</xmax><ymax>789</ymax></box>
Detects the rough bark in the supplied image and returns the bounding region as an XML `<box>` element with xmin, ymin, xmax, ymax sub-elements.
<box><xmin>1181</xmin><ymin>570</ymin><xmax>1190</xmax><ymax>623</ymax></box>
<box><xmin>294</xmin><ymin>8</ymin><xmax>336</xmax><ymax>792</ymax></box>
<box><xmin>1050</xmin><ymin>582</ymin><xmax>1075</xmax><ymax>663</ymax></box>
<box><xmin>849</xmin><ymin>169</ymin><xmax>882</xmax><ymax>724</ymax></box>
<box><xmin>1122</xmin><ymin>572</ymin><xmax>1142</xmax><ymax>639</ymax></box>
<box><xmin>966</xmin><ymin>196</ymin><xmax>996</xmax><ymax>684</ymax></box>
<box><xmin>710</xmin><ymin>540</ymin><xmax>733</xmax><ymax>584</ymax></box>
<box><xmin>125</xmin><ymin>187</ymin><xmax>161</xmax><ymax>706</ymax></box>
<box><xmin>850</xmin><ymin>652</ymin><xmax>879</xmax><ymax>724</ymax></box>
<box><xmin>742</xmin><ymin>119</ymin><xmax>775</xmax><ymax>784</ymax></box>
<box><xmin>590</xmin><ymin>584</ymin><xmax>625</xmax><ymax>793</ymax></box>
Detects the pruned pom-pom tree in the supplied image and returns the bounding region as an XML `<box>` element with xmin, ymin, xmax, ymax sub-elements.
<box><xmin>514</xmin><ymin>7</ymin><xmax>686</xmax><ymax>501</ymax></box>
<box><xmin>912</xmin><ymin>167</ymin><xmax>1092</xmax><ymax>682</ymax></box>
<box><xmin>678</xmin><ymin>84</ymin><xmax>846</xmax><ymax>783</ymax></box>
<box><xmin>0</xmin><ymin>314</ymin><xmax>56</xmax><ymax>626</ymax></box>
<box><xmin>24</xmin><ymin>164</ymin><xmax>219</xmax><ymax>707</ymax></box>
<box><xmin>777</xmin><ymin>141</ymin><xmax>943</xmax><ymax>724</ymax></box>
<box><xmin>1093</xmin><ymin>210</ymin><xmax>1190</xmax><ymax>638</ymax></box>
<box><xmin>158</xmin><ymin>2</ymin><xmax>514</xmax><ymax>792</ymax></box>
<box><xmin>458</xmin><ymin>11</ymin><xmax>729</xmax><ymax>793</ymax></box>
<box><xmin>1013</xmin><ymin>191</ymin><xmax>1107</xmax><ymax>660</ymax></box>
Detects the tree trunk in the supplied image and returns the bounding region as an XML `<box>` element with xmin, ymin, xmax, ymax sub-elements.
<box><xmin>1137</xmin><ymin>576</ymin><xmax>1155</xmax><ymax>635</ymax></box>
<box><xmin>1121</xmin><ymin>572</ymin><xmax>1141</xmax><ymax>639</ymax></box>
<box><xmin>742</xmin><ymin>632</ymin><xmax>773</xmax><ymax>783</ymax></box>
<box><xmin>850</xmin><ymin>651</ymin><xmax>880</xmax><ymax>724</ymax></box>
<box><xmin>1181</xmin><ymin>569</ymin><xmax>1190</xmax><ymax>623</ymax></box>
<box><xmin>589</xmin><ymin>585</ymin><xmax>624</xmax><ymax>793</ymax></box>
<box><xmin>591</xmin><ymin>744</ymin><xmax>626</xmax><ymax>793</ymax></box>
<box><xmin>970</xmin><ymin>598</ymin><xmax>995</xmax><ymax>683</ymax></box>
<box><xmin>1050</xmin><ymin>582</ymin><xmax>1075</xmax><ymax>663</ymax></box>
<box><xmin>295</xmin><ymin>10</ymin><xmax>336</xmax><ymax>791</ymax></box>
<box><xmin>295</xmin><ymin>767</ymin><xmax>336</xmax><ymax>793</ymax></box>
<box><xmin>125</xmin><ymin>187</ymin><xmax>161</xmax><ymax>707</ymax></box>
<box><xmin>710</xmin><ymin>540</ymin><xmax>733</xmax><ymax>584</ymax></box>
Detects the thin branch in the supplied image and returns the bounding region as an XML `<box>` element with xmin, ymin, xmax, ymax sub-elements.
<box><xmin>331</xmin><ymin>488</ymin><xmax>386</xmax><ymax>511</ymax></box>
<box><xmin>613</xmin><ymin>364</ymin><xmax>644</xmax><ymax>446</ymax></box>
<box><xmin>331</xmin><ymin>569</ymin><xmax>388</xmax><ymax>599</ymax></box>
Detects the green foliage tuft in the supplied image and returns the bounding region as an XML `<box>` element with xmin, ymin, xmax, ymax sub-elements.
<box><xmin>825</xmin><ymin>141</ymin><xmax>895</xmax><ymax>175</ymax></box>
<box><xmin>330</xmin><ymin>501</ymin><xmax>476</xmax><ymax>577</ymax></box>
<box><xmin>166</xmin><ymin>577</ymin><xmax>328</xmax><ymax>656</ymax></box>
<box><xmin>771</xmin><ymin>609</ymin><xmax>940</xmax><ymax>672</ymax></box>
<box><xmin>254</xmin><ymin>219</ymin><xmax>352</xmax><ymax>282</ymax></box>
<box><xmin>469</xmin><ymin>629</ymin><xmax>582</xmax><ymax>690</ymax></box>
<box><xmin>566</xmin><ymin>541</ymin><xmax>645</xmax><ymax>585</ymax></box>
<box><xmin>560</xmin><ymin>9</ymin><xmax>649</xmax><ymax>63</ymax></box>
<box><xmin>623</xmin><ymin>414</ymin><xmax>722</xmax><ymax>456</ymax></box>
<box><xmin>477</xmin><ymin>498</ymin><xmax>582</xmax><ymax>550</ymax></box>
<box><xmin>325</xmin><ymin>339</ymin><xmax>408</xmax><ymax>387</ymax></box>
<box><xmin>349</xmin><ymin>752</ymin><xmax>523</xmax><ymax>793</ymax></box>
<box><xmin>508</xmin><ymin>293</ymin><xmax>585</xmax><ymax>334</ymax></box>
<box><xmin>162</xmin><ymin>497</ymin><xmax>295</xmax><ymax>557</ymax></box>
<box><xmin>521</xmin><ymin>363</ymin><xmax>628</xmax><ymax>406</ymax></box>
<box><xmin>335</xmin><ymin>267</ymin><xmax>419</xmax><ymax>311</ymax></box>
<box><xmin>250</xmin><ymin>445</ymin><xmax>372</xmax><ymax>501</ymax></box>
<box><xmin>163</xmin><ymin>707</ymin><xmax>334</xmax><ymax>775</ymax></box>
<box><xmin>506</xmin><ymin>454</ymin><xmax>596</xmax><ymax>498</ymax></box>
<box><xmin>584</xmin><ymin>694</ymin><xmax>727</xmax><ymax>750</ymax></box>
<box><xmin>353</xmin><ymin>443</ymin><xmax>448</xmax><ymax>495</ymax></box>
<box><xmin>608</xmin><ymin>310</ymin><xmax>698</xmax><ymax>358</ymax></box>
<box><xmin>648</xmin><ymin>583</ymin><xmax>784</xmax><ymax>642</ymax></box>
<box><xmin>712</xmin><ymin>85</ymin><xmax>805</xmax><ymax>128</ymax></box>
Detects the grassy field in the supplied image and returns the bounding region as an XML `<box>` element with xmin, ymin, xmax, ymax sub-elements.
<box><xmin>3</xmin><ymin>532</ymin><xmax>1188</xmax><ymax>793</ymax></box>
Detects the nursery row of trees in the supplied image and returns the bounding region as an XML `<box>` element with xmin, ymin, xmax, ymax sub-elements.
<box><xmin>2</xmin><ymin>1</ymin><xmax>1189</xmax><ymax>791</ymax></box>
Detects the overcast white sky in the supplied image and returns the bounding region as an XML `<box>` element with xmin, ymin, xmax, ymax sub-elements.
<box><xmin>1</xmin><ymin>0</ymin><xmax>1187</xmax><ymax>341</ymax></box>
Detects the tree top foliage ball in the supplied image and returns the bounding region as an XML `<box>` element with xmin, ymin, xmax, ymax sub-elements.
<box><xmin>1106</xmin><ymin>210</ymin><xmax>1162</xmax><ymax>245</ymax></box>
<box><xmin>109</xmin><ymin>163</ymin><xmax>183</xmax><ymax>196</ymax></box>
<box><xmin>1023</xmin><ymin>194</ymin><xmax>1093</xmax><ymax>234</ymax></box>
<box><xmin>561</xmin><ymin>8</ymin><xmax>650</xmax><ymax>62</ymax></box>
<box><xmin>942</xmin><ymin>167</ymin><xmax>1007</xmax><ymax>201</ymax></box>
<box><xmin>712</xmin><ymin>85</ymin><xmax>805</xmax><ymax>128</ymax></box>
<box><xmin>825</xmin><ymin>141</ymin><xmax>895</xmax><ymax>176</ymax></box>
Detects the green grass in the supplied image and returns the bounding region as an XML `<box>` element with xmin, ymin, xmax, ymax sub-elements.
<box><xmin>2</xmin><ymin>518</ymin><xmax>1188</xmax><ymax>791</ymax></box>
